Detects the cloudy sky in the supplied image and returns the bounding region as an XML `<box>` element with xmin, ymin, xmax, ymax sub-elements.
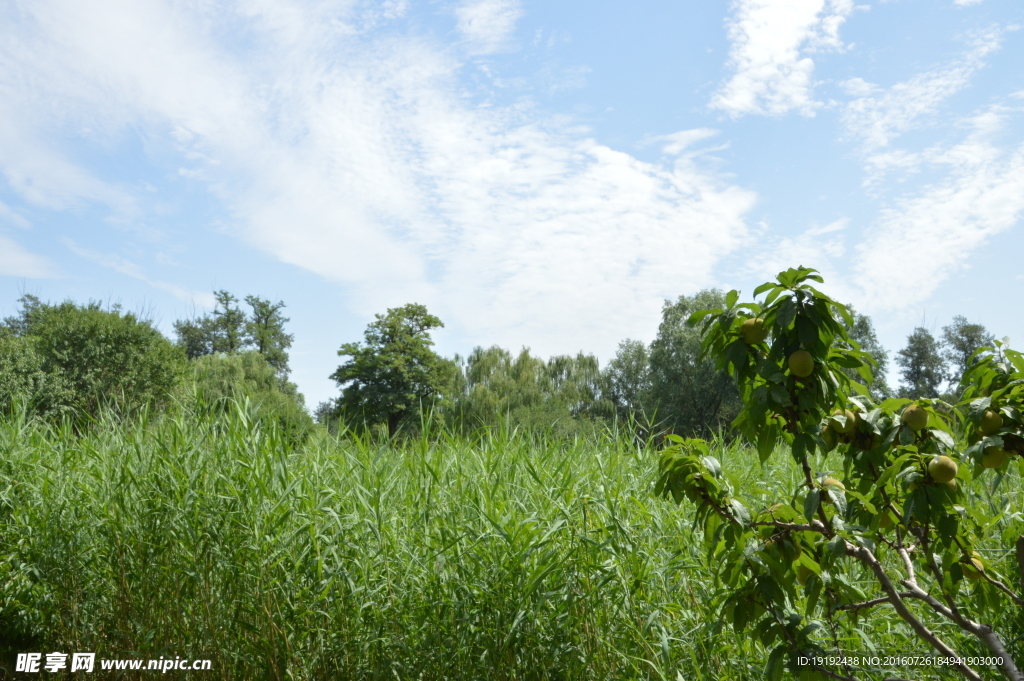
<box><xmin>2</xmin><ymin>0</ymin><xmax>1022</xmax><ymax>407</ymax></box>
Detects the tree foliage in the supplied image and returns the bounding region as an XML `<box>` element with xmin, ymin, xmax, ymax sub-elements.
<box><xmin>445</xmin><ymin>346</ymin><xmax>609</xmax><ymax>436</ymax></box>
<box><xmin>330</xmin><ymin>303</ymin><xmax>452</xmax><ymax>436</ymax></box>
<box><xmin>895</xmin><ymin>327</ymin><xmax>947</xmax><ymax>399</ymax></box>
<box><xmin>173</xmin><ymin>291</ymin><xmax>293</xmax><ymax>377</ymax></box>
<box><xmin>2</xmin><ymin>296</ymin><xmax>183</xmax><ymax>418</ymax></box>
<box><xmin>646</xmin><ymin>290</ymin><xmax>741</xmax><ymax>437</ymax></box>
<box><xmin>942</xmin><ymin>315</ymin><xmax>994</xmax><ymax>391</ymax></box>
<box><xmin>656</xmin><ymin>267</ymin><xmax>1024</xmax><ymax>681</ymax></box>
<box><xmin>188</xmin><ymin>351</ymin><xmax>311</xmax><ymax>440</ymax></box>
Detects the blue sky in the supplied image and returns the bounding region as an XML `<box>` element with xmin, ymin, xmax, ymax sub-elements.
<box><xmin>2</xmin><ymin>0</ymin><xmax>1022</xmax><ymax>408</ymax></box>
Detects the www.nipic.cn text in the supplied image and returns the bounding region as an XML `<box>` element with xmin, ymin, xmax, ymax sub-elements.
<box><xmin>15</xmin><ymin>652</ymin><xmax>212</xmax><ymax>673</ymax></box>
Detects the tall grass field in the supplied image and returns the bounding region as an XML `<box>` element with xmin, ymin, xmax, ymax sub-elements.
<box><xmin>1</xmin><ymin>404</ymin><xmax>1020</xmax><ymax>679</ymax></box>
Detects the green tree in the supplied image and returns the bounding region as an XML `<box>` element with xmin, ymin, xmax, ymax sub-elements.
<box><xmin>602</xmin><ymin>339</ymin><xmax>651</xmax><ymax>421</ymax></box>
<box><xmin>211</xmin><ymin>290</ymin><xmax>247</xmax><ymax>354</ymax></box>
<box><xmin>0</xmin><ymin>334</ymin><xmax>73</xmax><ymax>417</ymax></box>
<box><xmin>189</xmin><ymin>351</ymin><xmax>311</xmax><ymax>440</ymax></box>
<box><xmin>658</xmin><ymin>267</ymin><xmax>1023</xmax><ymax>681</ymax></box>
<box><xmin>842</xmin><ymin>307</ymin><xmax>892</xmax><ymax>399</ymax></box>
<box><xmin>895</xmin><ymin>327</ymin><xmax>947</xmax><ymax>399</ymax></box>
<box><xmin>172</xmin><ymin>315</ymin><xmax>216</xmax><ymax>359</ymax></box>
<box><xmin>244</xmin><ymin>296</ymin><xmax>293</xmax><ymax>376</ymax></box>
<box><xmin>445</xmin><ymin>346</ymin><xmax>608</xmax><ymax>436</ymax></box>
<box><xmin>330</xmin><ymin>303</ymin><xmax>449</xmax><ymax>436</ymax></box>
<box><xmin>25</xmin><ymin>301</ymin><xmax>184</xmax><ymax>417</ymax></box>
<box><xmin>647</xmin><ymin>290</ymin><xmax>741</xmax><ymax>437</ymax></box>
<box><xmin>942</xmin><ymin>315</ymin><xmax>994</xmax><ymax>390</ymax></box>
<box><xmin>1</xmin><ymin>294</ymin><xmax>45</xmax><ymax>336</ymax></box>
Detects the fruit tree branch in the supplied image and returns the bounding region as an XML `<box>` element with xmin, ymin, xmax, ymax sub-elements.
<box><xmin>843</xmin><ymin>541</ymin><xmax>981</xmax><ymax>681</ymax></box>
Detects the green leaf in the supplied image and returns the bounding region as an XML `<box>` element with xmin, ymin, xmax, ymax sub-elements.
<box><xmin>765</xmin><ymin>644</ymin><xmax>786</xmax><ymax>681</ymax></box>
<box><xmin>725</xmin><ymin>290</ymin><xmax>739</xmax><ymax>310</ymax></box>
<box><xmin>804</xmin><ymin>490</ymin><xmax>820</xmax><ymax>522</ymax></box>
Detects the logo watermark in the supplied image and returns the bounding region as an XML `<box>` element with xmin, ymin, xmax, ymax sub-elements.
<box><xmin>15</xmin><ymin>653</ymin><xmax>211</xmax><ymax>673</ymax></box>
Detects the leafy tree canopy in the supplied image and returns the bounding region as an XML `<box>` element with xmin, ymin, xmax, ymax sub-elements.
<box><xmin>173</xmin><ymin>291</ymin><xmax>293</xmax><ymax>377</ymax></box>
<box><xmin>3</xmin><ymin>296</ymin><xmax>184</xmax><ymax>418</ymax></box>
<box><xmin>942</xmin><ymin>315</ymin><xmax>994</xmax><ymax>391</ymax></box>
<box><xmin>330</xmin><ymin>303</ymin><xmax>450</xmax><ymax>436</ymax></box>
<box><xmin>647</xmin><ymin>289</ymin><xmax>741</xmax><ymax>437</ymax></box>
<box><xmin>896</xmin><ymin>327</ymin><xmax>947</xmax><ymax>399</ymax></box>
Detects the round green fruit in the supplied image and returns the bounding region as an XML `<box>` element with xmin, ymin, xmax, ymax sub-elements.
<box><xmin>788</xmin><ymin>350</ymin><xmax>815</xmax><ymax>378</ymax></box>
<box><xmin>928</xmin><ymin>456</ymin><xmax>958</xmax><ymax>484</ymax></box>
<box><xmin>820</xmin><ymin>477</ymin><xmax>844</xmax><ymax>504</ymax></box>
<box><xmin>962</xmin><ymin>552</ymin><xmax>985</xmax><ymax>581</ymax></box>
<box><xmin>982</xmin><ymin>447</ymin><xmax>1008</xmax><ymax>469</ymax></box>
<box><xmin>979</xmin><ymin>410</ymin><xmax>1003</xmax><ymax>436</ymax></box>
<box><xmin>796</xmin><ymin>565</ymin><xmax>814</xmax><ymax>586</ymax></box>
<box><xmin>902</xmin><ymin>404</ymin><xmax>928</xmax><ymax>432</ymax></box>
<box><xmin>830</xmin><ymin>409</ymin><xmax>858</xmax><ymax>435</ymax></box>
<box><xmin>821</xmin><ymin>425</ymin><xmax>837</xmax><ymax>450</ymax></box>
<box><xmin>740</xmin><ymin>317</ymin><xmax>768</xmax><ymax>344</ymax></box>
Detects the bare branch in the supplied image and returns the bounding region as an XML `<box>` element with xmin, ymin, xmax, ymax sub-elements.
<box><xmin>751</xmin><ymin>520</ymin><xmax>829</xmax><ymax>533</ymax></box>
<box><xmin>900</xmin><ymin>579</ymin><xmax>1024</xmax><ymax>681</ymax></box>
<box><xmin>844</xmin><ymin>542</ymin><xmax>982</xmax><ymax>681</ymax></box>
<box><xmin>981</xmin><ymin>569</ymin><xmax>1024</xmax><ymax>608</ymax></box>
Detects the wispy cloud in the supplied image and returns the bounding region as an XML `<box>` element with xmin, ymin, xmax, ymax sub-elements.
<box><xmin>64</xmin><ymin>239</ymin><xmax>216</xmax><ymax>307</ymax></box>
<box><xmin>711</xmin><ymin>0</ymin><xmax>854</xmax><ymax>117</ymax></box>
<box><xmin>841</xmin><ymin>27</ymin><xmax>1005</xmax><ymax>155</ymax></box>
<box><xmin>0</xmin><ymin>234</ymin><xmax>56</xmax><ymax>278</ymax></box>
<box><xmin>0</xmin><ymin>200</ymin><xmax>31</xmax><ymax>230</ymax></box>
<box><xmin>0</xmin><ymin>0</ymin><xmax>756</xmax><ymax>359</ymax></box>
<box><xmin>853</xmin><ymin>107</ymin><xmax>1024</xmax><ymax>311</ymax></box>
<box><xmin>455</xmin><ymin>0</ymin><xmax>523</xmax><ymax>55</ymax></box>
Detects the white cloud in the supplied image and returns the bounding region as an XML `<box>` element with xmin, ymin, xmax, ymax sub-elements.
<box><xmin>842</xmin><ymin>27</ymin><xmax>1004</xmax><ymax>153</ymax></box>
<box><xmin>455</xmin><ymin>0</ymin><xmax>522</xmax><ymax>55</ymax></box>
<box><xmin>0</xmin><ymin>200</ymin><xmax>31</xmax><ymax>229</ymax></box>
<box><xmin>0</xmin><ymin>0</ymin><xmax>757</xmax><ymax>361</ymax></box>
<box><xmin>711</xmin><ymin>0</ymin><xmax>854</xmax><ymax>117</ymax></box>
<box><xmin>63</xmin><ymin>239</ymin><xmax>217</xmax><ymax>307</ymax></box>
<box><xmin>0</xmin><ymin>234</ymin><xmax>56</xmax><ymax>278</ymax></box>
<box><xmin>955</xmin><ymin>0</ymin><xmax>984</xmax><ymax>6</ymax></box>
<box><xmin>854</xmin><ymin>111</ymin><xmax>1024</xmax><ymax>311</ymax></box>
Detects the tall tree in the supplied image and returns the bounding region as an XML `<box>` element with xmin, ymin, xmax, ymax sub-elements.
<box><xmin>602</xmin><ymin>339</ymin><xmax>651</xmax><ymax>420</ymax></box>
<box><xmin>842</xmin><ymin>307</ymin><xmax>892</xmax><ymax>399</ymax></box>
<box><xmin>211</xmin><ymin>290</ymin><xmax>247</xmax><ymax>354</ymax></box>
<box><xmin>173</xmin><ymin>316</ymin><xmax>216</xmax><ymax>359</ymax></box>
<box><xmin>649</xmin><ymin>289</ymin><xmax>740</xmax><ymax>437</ymax></box>
<box><xmin>330</xmin><ymin>303</ymin><xmax>449</xmax><ymax>436</ymax></box>
<box><xmin>1</xmin><ymin>294</ymin><xmax>44</xmax><ymax>336</ymax></box>
<box><xmin>895</xmin><ymin>327</ymin><xmax>947</xmax><ymax>399</ymax></box>
<box><xmin>244</xmin><ymin>296</ymin><xmax>293</xmax><ymax>376</ymax></box>
<box><xmin>941</xmin><ymin>315</ymin><xmax>994</xmax><ymax>390</ymax></box>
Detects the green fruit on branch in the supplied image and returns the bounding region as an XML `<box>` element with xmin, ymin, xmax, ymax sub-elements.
<box><xmin>788</xmin><ymin>350</ymin><xmax>815</xmax><ymax>378</ymax></box>
<box><xmin>821</xmin><ymin>425</ymin><xmax>837</xmax><ymax>450</ymax></box>
<box><xmin>830</xmin><ymin>409</ymin><xmax>858</xmax><ymax>435</ymax></box>
<box><xmin>979</xmin><ymin>410</ymin><xmax>1003</xmax><ymax>436</ymax></box>
<box><xmin>820</xmin><ymin>477</ymin><xmax>844</xmax><ymax>504</ymax></box>
<box><xmin>962</xmin><ymin>551</ymin><xmax>985</xmax><ymax>581</ymax></box>
<box><xmin>740</xmin><ymin>317</ymin><xmax>768</xmax><ymax>344</ymax></box>
<box><xmin>927</xmin><ymin>456</ymin><xmax>958</xmax><ymax>484</ymax></box>
<box><xmin>879</xmin><ymin>511</ymin><xmax>896</xmax><ymax>530</ymax></box>
<box><xmin>982</xmin><ymin>446</ymin><xmax>1008</xmax><ymax>469</ymax></box>
<box><xmin>902</xmin><ymin>404</ymin><xmax>928</xmax><ymax>432</ymax></box>
<box><xmin>796</xmin><ymin>564</ymin><xmax>814</xmax><ymax>586</ymax></box>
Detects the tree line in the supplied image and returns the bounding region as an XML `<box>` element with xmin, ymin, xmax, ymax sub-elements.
<box><xmin>0</xmin><ymin>289</ymin><xmax>999</xmax><ymax>440</ymax></box>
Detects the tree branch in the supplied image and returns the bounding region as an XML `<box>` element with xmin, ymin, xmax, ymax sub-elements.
<box><xmin>899</xmin><ymin>579</ymin><xmax>1023</xmax><ymax>680</ymax></box>
<box><xmin>843</xmin><ymin>542</ymin><xmax>982</xmax><ymax>681</ymax></box>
